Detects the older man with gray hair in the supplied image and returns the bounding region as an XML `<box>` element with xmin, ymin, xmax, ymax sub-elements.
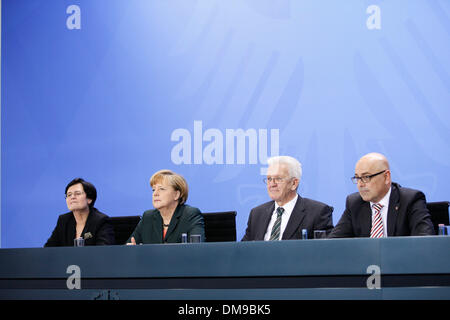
<box><xmin>242</xmin><ymin>156</ymin><xmax>334</xmax><ymax>241</ymax></box>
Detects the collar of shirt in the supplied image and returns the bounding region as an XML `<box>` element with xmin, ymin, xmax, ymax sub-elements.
<box><xmin>274</xmin><ymin>193</ymin><xmax>298</xmax><ymax>217</ymax></box>
<box><xmin>264</xmin><ymin>194</ymin><xmax>298</xmax><ymax>241</ymax></box>
<box><xmin>370</xmin><ymin>186</ymin><xmax>392</xmax><ymax>237</ymax></box>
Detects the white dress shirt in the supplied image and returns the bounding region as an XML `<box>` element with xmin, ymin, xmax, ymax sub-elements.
<box><xmin>370</xmin><ymin>187</ymin><xmax>392</xmax><ymax>237</ymax></box>
<box><xmin>264</xmin><ymin>194</ymin><xmax>298</xmax><ymax>241</ymax></box>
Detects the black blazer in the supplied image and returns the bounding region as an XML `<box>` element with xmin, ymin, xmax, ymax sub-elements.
<box><xmin>44</xmin><ymin>208</ymin><xmax>115</xmax><ymax>246</ymax></box>
<box><xmin>128</xmin><ymin>204</ymin><xmax>205</xmax><ymax>244</ymax></box>
<box><xmin>241</xmin><ymin>195</ymin><xmax>334</xmax><ymax>241</ymax></box>
<box><xmin>329</xmin><ymin>182</ymin><xmax>435</xmax><ymax>238</ymax></box>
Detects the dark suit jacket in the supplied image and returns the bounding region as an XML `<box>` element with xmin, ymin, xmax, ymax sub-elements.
<box><xmin>241</xmin><ymin>195</ymin><xmax>334</xmax><ymax>241</ymax></box>
<box><xmin>44</xmin><ymin>208</ymin><xmax>115</xmax><ymax>246</ymax></box>
<box><xmin>329</xmin><ymin>182</ymin><xmax>435</xmax><ymax>238</ymax></box>
<box><xmin>128</xmin><ymin>204</ymin><xmax>205</xmax><ymax>244</ymax></box>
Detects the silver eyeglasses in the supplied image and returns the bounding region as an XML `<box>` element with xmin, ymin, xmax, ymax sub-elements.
<box><xmin>65</xmin><ymin>191</ymin><xmax>84</xmax><ymax>199</ymax></box>
<box><xmin>263</xmin><ymin>177</ymin><xmax>293</xmax><ymax>184</ymax></box>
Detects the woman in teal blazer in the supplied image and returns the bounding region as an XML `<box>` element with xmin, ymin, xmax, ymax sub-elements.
<box><xmin>127</xmin><ymin>170</ymin><xmax>205</xmax><ymax>244</ymax></box>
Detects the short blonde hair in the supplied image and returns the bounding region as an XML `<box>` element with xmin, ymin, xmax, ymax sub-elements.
<box><xmin>150</xmin><ymin>170</ymin><xmax>189</xmax><ymax>205</ymax></box>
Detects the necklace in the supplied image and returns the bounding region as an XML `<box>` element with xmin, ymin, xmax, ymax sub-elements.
<box><xmin>163</xmin><ymin>223</ymin><xmax>170</xmax><ymax>228</ymax></box>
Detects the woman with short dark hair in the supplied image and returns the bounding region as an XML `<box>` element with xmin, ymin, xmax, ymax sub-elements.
<box><xmin>44</xmin><ymin>178</ymin><xmax>115</xmax><ymax>247</ymax></box>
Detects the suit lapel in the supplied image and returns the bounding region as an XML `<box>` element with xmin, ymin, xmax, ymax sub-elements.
<box><xmin>81</xmin><ymin>209</ymin><xmax>93</xmax><ymax>239</ymax></box>
<box><xmin>72</xmin><ymin>210</ymin><xmax>92</xmax><ymax>241</ymax></box>
<box><xmin>164</xmin><ymin>205</ymin><xmax>182</xmax><ymax>241</ymax></box>
<box><xmin>256</xmin><ymin>202</ymin><xmax>275</xmax><ymax>240</ymax></box>
<box><xmin>282</xmin><ymin>196</ymin><xmax>306</xmax><ymax>240</ymax></box>
<box><xmin>360</xmin><ymin>202</ymin><xmax>372</xmax><ymax>237</ymax></box>
<box><xmin>67</xmin><ymin>213</ymin><xmax>77</xmax><ymax>245</ymax></box>
<box><xmin>152</xmin><ymin>212</ymin><xmax>163</xmax><ymax>241</ymax></box>
<box><xmin>387</xmin><ymin>184</ymin><xmax>400</xmax><ymax>236</ymax></box>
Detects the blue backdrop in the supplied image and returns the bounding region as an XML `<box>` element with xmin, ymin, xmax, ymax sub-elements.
<box><xmin>2</xmin><ymin>0</ymin><xmax>449</xmax><ymax>248</ymax></box>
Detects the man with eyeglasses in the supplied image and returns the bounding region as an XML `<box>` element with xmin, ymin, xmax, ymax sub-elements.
<box><xmin>241</xmin><ymin>156</ymin><xmax>333</xmax><ymax>241</ymax></box>
<box><xmin>329</xmin><ymin>153</ymin><xmax>434</xmax><ymax>238</ymax></box>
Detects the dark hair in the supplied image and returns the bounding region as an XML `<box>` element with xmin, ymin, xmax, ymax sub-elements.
<box><xmin>65</xmin><ymin>178</ymin><xmax>97</xmax><ymax>208</ymax></box>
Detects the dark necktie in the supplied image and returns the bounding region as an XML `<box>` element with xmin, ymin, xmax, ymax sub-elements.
<box><xmin>269</xmin><ymin>207</ymin><xmax>285</xmax><ymax>241</ymax></box>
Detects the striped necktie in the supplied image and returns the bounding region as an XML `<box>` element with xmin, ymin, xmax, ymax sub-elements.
<box><xmin>370</xmin><ymin>203</ymin><xmax>384</xmax><ymax>238</ymax></box>
<box><xmin>269</xmin><ymin>207</ymin><xmax>285</xmax><ymax>241</ymax></box>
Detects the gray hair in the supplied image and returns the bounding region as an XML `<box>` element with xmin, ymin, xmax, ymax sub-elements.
<box><xmin>267</xmin><ymin>156</ymin><xmax>302</xmax><ymax>182</ymax></box>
